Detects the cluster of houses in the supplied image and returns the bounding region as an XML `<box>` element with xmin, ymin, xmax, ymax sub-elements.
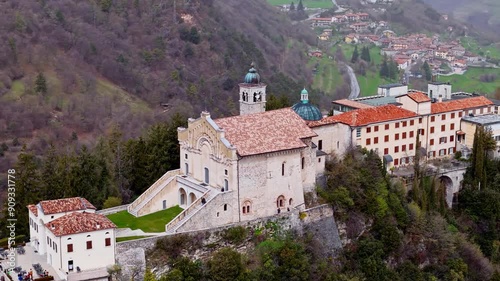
<box><xmin>341</xmin><ymin>31</ymin><xmax>482</xmax><ymax>72</ymax></box>
<box><xmin>311</xmin><ymin>12</ymin><xmax>381</xmax><ymax>35</ymax></box>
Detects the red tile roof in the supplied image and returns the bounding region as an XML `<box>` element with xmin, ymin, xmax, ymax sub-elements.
<box><xmin>310</xmin><ymin>104</ymin><xmax>417</xmax><ymax>127</ymax></box>
<box><xmin>27</xmin><ymin>205</ymin><xmax>38</xmax><ymax>217</ymax></box>
<box><xmin>407</xmin><ymin>92</ymin><xmax>431</xmax><ymax>103</ymax></box>
<box><xmin>215</xmin><ymin>108</ymin><xmax>317</xmax><ymax>157</ymax></box>
<box><xmin>39</xmin><ymin>197</ymin><xmax>96</xmax><ymax>215</ymax></box>
<box><xmin>46</xmin><ymin>212</ymin><xmax>115</xmax><ymax>237</ymax></box>
<box><xmin>332</xmin><ymin>99</ymin><xmax>374</xmax><ymax>109</ymax></box>
<box><xmin>431</xmin><ymin>96</ymin><xmax>493</xmax><ymax>114</ymax></box>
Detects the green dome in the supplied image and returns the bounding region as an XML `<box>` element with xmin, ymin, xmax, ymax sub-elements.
<box><xmin>301</xmin><ymin>88</ymin><xmax>308</xmax><ymax>95</ymax></box>
<box><xmin>244</xmin><ymin>64</ymin><xmax>260</xmax><ymax>84</ymax></box>
<box><xmin>292</xmin><ymin>102</ymin><xmax>322</xmax><ymax>121</ymax></box>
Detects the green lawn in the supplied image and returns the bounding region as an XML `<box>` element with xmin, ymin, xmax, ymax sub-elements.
<box><xmin>336</xmin><ymin>44</ymin><xmax>395</xmax><ymax>96</ymax></box>
<box><xmin>309</xmin><ymin>57</ymin><xmax>344</xmax><ymax>95</ymax></box>
<box><xmin>266</xmin><ymin>0</ymin><xmax>333</xmax><ymax>8</ymax></box>
<box><xmin>107</xmin><ymin>206</ymin><xmax>183</xmax><ymax>233</ymax></box>
<box><xmin>460</xmin><ymin>37</ymin><xmax>500</xmax><ymax>60</ymax></box>
<box><xmin>436</xmin><ymin>67</ymin><xmax>500</xmax><ymax>95</ymax></box>
<box><xmin>116</xmin><ymin>236</ymin><xmax>149</xmax><ymax>242</ymax></box>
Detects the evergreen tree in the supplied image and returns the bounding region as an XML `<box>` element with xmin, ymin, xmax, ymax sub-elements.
<box><xmin>34</xmin><ymin>72</ymin><xmax>48</xmax><ymax>95</ymax></box>
<box><xmin>423</xmin><ymin>61</ymin><xmax>432</xmax><ymax>81</ymax></box>
<box><xmin>290</xmin><ymin>1</ymin><xmax>295</xmax><ymax>11</ymax></box>
<box><xmin>380</xmin><ymin>55</ymin><xmax>389</xmax><ymax>78</ymax></box>
<box><xmin>10</xmin><ymin>146</ymin><xmax>41</xmax><ymax>236</ymax></box>
<box><xmin>351</xmin><ymin>45</ymin><xmax>359</xmax><ymax>63</ymax></box>
<box><xmin>40</xmin><ymin>145</ymin><xmax>66</xmax><ymax>200</ymax></box>
<box><xmin>297</xmin><ymin>0</ymin><xmax>304</xmax><ymax>11</ymax></box>
<box><xmin>361</xmin><ymin>46</ymin><xmax>371</xmax><ymax>62</ymax></box>
<box><xmin>469</xmin><ymin>126</ymin><xmax>496</xmax><ymax>189</ymax></box>
<box><xmin>388</xmin><ymin>59</ymin><xmax>399</xmax><ymax>80</ymax></box>
<box><xmin>70</xmin><ymin>146</ymin><xmax>109</xmax><ymax>207</ymax></box>
<box><xmin>123</xmin><ymin>137</ymin><xmax>150</xmax><ymax>195</ymax></box>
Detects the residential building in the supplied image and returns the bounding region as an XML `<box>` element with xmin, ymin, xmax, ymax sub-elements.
<box><xmin>460</xmin><ymin>114</ymin><xmax>500</xmax><ymax>158</ymax></box>
<box><xmin>28</xmin><ymin>198</ymin><xmax>116</xmax><ymax>281</ymax></box>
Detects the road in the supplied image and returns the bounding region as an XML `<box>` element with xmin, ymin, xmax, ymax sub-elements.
<box><xmin>331</xmin><ymin>0</ymin><xmax>346</xmax><ymax>12</ymax></box>
<box><xmin>343</xmin><ymin>63</ymin><xmax>360</xmax><ymax>99</ymax></box>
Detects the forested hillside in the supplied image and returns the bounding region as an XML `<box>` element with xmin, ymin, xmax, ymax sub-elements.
<box><xmin>0</xmin><ymin>0</ymin><xmax>316</xmax><ymax>168</ymax></box>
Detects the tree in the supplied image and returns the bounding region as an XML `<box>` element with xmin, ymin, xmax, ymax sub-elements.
<box><xmin>40</xmin><ymin>145</ymin><xmax>66</xmax><ymax>200</ymax></box>
<box><xmin>423</xmin><ymin>61</ymin><xmax>432</xmax><ymax>81</ymax></box>
<box><xmin>35</xmin><ymin>72</ymin><xmax>48</xmax><ymax>95</ymax></box>
<box><xmin>351</xmin><ymin>46</ymin><xmax>359</xmax><ymax>63</ymax></box>
<box><xmin>102</xmin><ymin>196</ymin><xmax>122</xmax><ymax>209</ymax></box>
<box><xmin>361</xmin><ymin>46</ymin><xmax>371</xmax><ymax>62</ymax></box>
<box><xmin>380</xmin><ymin>56</ymin><xmax>389</xmax><ymax>78</ymax></box>
<box><xmin>290</xmin><ymin>1</ymin><xmax>295</xmax><ymax>11</ymax></box>
<box><xmin>469</xmin><ymin>126</ymin><xmax>495</xmax><ymax>189</ymax></box>
<box><xmin>8</xmin><ymin>146</ymin><xmax>41</xmax><ymax>236</ymax></box>
<box><xmin>207</xmin><ymin>248</ymin><xmax>245</xmax><ymax>281</ymax></box>
<box><xmin>297</xmin><ymin>0</ymin><xmax>304</xmax><ymax>11</ymax></box>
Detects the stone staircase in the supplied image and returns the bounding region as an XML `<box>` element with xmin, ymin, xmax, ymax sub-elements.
<box><xmin>165</xmin><ymin>189</ymin><xmax>219</xmax><ymax>234</ymax></box>
<box><xmin>127</xmin><ymin>169</ymin><xmax>180</xmax><ymax>217</ymax></box>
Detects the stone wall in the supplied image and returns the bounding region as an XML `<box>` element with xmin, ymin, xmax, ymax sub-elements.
<box><xmin>116</xmin><ymin>204</ymin><xmax>342</xmax><ymax>256</ymax></box>
<box><xmin>96</xmin><ymin>204</ymin><xmax>129</xmax><ymax>216</ymax></box>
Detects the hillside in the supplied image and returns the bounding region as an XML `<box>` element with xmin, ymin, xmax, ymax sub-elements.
<box><xmin>420</xmin><ymin>0</ymin><xmax>500</xmax><ymax>41</ymax></box>
<box><xmin>0</xmin><ymin>0</ymin><xmax>316</xmax><ymax>162</ymax></box>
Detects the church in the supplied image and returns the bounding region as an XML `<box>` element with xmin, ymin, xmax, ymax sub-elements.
<box><xmin>126</xmin><ymin>64</ymin><xmax>330</xmax><ymax>233</ymax></box>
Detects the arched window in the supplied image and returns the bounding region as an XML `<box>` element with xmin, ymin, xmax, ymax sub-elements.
<box><xmin>289</xmin><ymin>198</ymin><xmax>293</xmax><ymax>206</ymax></box>
<box><xmin>242</xmin><ymin>201</ymin><xmax>252</xmax><ymax>214</ymax></box>
<box><xmin>224</xmin><ymin>179</ymin><xmax>228</xmax><ymax>191</ymax></box>
<box><xmin>282</xmin><ymin>163</ymin><xmax>285</xmax><ymax>176</ymax></box>
<box><xmin>224</xmin><ymin>204</ymin><xmax>227</xmax><ymax>211</ymax></box>
<box><xmin>185</xmin><ymin>163</ymin><xmax>189</xmax><ymax>175</ymax></box>
<box><xmin>277</xmin><ymin>195</ymin><xmax>285</xmax><ymax>208</ymax></box>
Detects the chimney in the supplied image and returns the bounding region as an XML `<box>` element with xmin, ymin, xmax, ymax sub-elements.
<box><xmin>438</xmin><ymin>97</ymin><xmax>442</xmax><ymax>103</ymax></box>
<box><xmin>96</xmin><ymin>222</ymin><xmax>100</xmax><ymax>229</ymax></box>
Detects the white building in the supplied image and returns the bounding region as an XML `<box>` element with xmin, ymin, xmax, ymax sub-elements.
<box><xmin>377</xmin><ymin>84</ymin><xmax>408</xmax><ymax>97</ymax></box>
<box><xmin>28</xmin><ymin>198</ymin><xmax>116</xmax><ymax>281</ymax></box>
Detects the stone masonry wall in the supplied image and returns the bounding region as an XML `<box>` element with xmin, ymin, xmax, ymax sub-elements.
<box><xmin>116</xmin><ymin>204</ymin><xmax>342</xmax><ymax>256</ymax></box>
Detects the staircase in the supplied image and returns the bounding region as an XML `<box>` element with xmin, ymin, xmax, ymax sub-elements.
<box><xmin>128</xmin><ymin>169</ymin><xmax>180</xmax><ymax>217</ymax></box>
<box><xmin>165</xmin><ymin>189</ymin><xmax>219</xmax><ymax>234</ymax></box>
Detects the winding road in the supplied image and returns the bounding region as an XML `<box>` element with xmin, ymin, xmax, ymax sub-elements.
<box><xmin>342</xmin><ymin>63</ymin><xmax>360</xmax><ymax>99</ymax></box>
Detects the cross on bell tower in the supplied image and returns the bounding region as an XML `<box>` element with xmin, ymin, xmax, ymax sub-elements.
<box><xmin>239</xmin><ymin>63</ymin><xmax>267</xmax><ymax>115</ymax></box>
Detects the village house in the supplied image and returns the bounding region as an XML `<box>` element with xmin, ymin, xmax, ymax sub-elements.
<box><xmin>28</xmin><ymin>197</ymin><xmax>116</xmax><ymax>281</ymax></box>
<box><xmin>310</xmin><ymin>17</ymin><xmax>332</xmax><ymax>27</ymax></box>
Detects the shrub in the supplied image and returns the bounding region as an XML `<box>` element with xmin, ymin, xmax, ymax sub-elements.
<box><xmin>0</xmin><ymin>235</ymin><xmax>26</xmax><ymax>248</ymax></box>
<box><xmin>102</xmin><ymin>196</ymin><xmax>122</xmax><ymax>209</ymax></box>
<box><xmin>223</xmin><ymin>226</ymin><xmax>247</xmax><ymax>244</ymax></box>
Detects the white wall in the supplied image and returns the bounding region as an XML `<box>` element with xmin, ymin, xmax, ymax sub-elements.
<box><xmin>238</xmin><ymin>151</ymin><xmax>306</xmax><ymax>220</ymax></box>
<box><xmin>312</xmin><ymin>123</ymin><xmax>351</xmax><ymax>157</ymax></box>
<box><xmin>377</xmin><ymin>85</ymin><xmax>408</xmax><ymax>97</ymax></box>
<box><xmin>46</xmin><ymin>228</ymin><xmax>116</xmax><ymax>278</ymax></box>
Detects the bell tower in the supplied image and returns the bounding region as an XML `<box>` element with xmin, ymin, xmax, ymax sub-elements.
<box><xmin>239</xmin><ymin>63</ymin><xmax>266</xmax><ymax>115</ymax></box>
